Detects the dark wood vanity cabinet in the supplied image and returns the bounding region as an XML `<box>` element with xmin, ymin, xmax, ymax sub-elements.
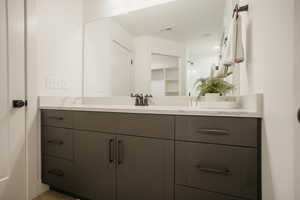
<box><xmin>41</xmin><ymin>110</ymin><xmax>174</xmax><ymax>200</ymax></box>
<box><xmin>41</xmin><ymin>110</ymin><xmax>261</xmax><ymax>200</ymax></box>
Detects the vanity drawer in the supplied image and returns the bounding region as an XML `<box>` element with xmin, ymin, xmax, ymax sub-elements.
<box><xmin>175</xmin><ymin>185</ymin><xmax>243</xmax><ymax>200</ymax></box>
<box><xmin>42</xmin><ymin>156</ymin><xmax>75</xmax><ymax>193</ymax></box>
<box><xmin>73</xmin><ymin>111</ymin><xmax>174</xmax><ymax>139</ymax></box>
<box><xmin>175</xmin><ymin>142</ymin><xmax>257</xmax><ymax>199</ymax></box>
<box><xmin>44</xmin><ymin>127</ymin><xmax>73</xmax><ymax>160</ymax></box>
<box><xmin>44</xmin><ymin>110</ymin><xmax>73</xmax><ymax>128</ymax></box>
<box><xmin>175</xmin><ymin>116</ymin><xmax>258</xmax><ymax>147</ymax></box>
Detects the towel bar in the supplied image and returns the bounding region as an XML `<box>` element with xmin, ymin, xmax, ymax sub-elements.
<box><xmin>233</xmin><ymin>4</ymin><xmax>249</xmax><ymax>17</ymax></box>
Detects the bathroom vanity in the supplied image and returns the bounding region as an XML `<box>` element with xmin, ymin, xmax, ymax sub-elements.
<box><xmin>41</xmin><ymin>108</ymin><xmax>261</xmax><ymax>200</ymax></box>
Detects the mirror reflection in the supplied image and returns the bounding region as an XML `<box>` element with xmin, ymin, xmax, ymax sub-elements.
<box><xmin>84</xmin><ymin>0</ymin><xmax>229</xmax><ymax>97</ymax></box>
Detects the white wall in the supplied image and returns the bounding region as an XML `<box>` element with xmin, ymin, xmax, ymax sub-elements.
<box><xmin>26</xmin><ymin>1</ymin><xmax>48</xmax><ymax>199</ymax></box>
<box><xmin>27</xmin><ymin>0</ymin><xmax>84</xmax><ymax>199</ymax></box>
<box><xmin>84</xmin><ymin>18</ymin><xmax>133</xmax><ymax>96</ymax></box>
<box><xmin>133</xmin><ymin>37</ymin><xmax>151</xmax><ymax>93</ymax></box>
<box><xmin>237</xmin><ymin>0</ymin><xmax>295</xmax><ymax>199</ymax></box>
<box><xmin>37</xmin><ymin>0</ymin><xmax>83</xmax><ymax>97</ymax></box>
<box><xmin>84</xmin><ymin>19</ymin><xmax>111</xmax><ymax>96</ymax></box>
<box><xmin>84</xmin><ymin>0</ymin><xmax>175</xmax><ymax>22</ymax></box>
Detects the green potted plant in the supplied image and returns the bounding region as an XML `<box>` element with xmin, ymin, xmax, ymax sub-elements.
<box><xmin>194</xmin><ymin>72</ymin><xmax>234</xmax><ymax>101</ymax></box>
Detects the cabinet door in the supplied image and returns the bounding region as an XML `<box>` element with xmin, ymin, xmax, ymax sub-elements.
<box><xmin>73</xmin><ymin>131</ymin><xmax>116</xmax><ymax>200</ymax></box>
<box><xmin>117</xmin><ymin>135</ymin><xmax>174</xmax><ymax>200</ymax></box>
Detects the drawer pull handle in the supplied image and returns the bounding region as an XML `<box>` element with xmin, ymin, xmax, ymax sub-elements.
<box><xmin>118</xmin><ymin>140</ymin><xmax>124</xmax><ymax>165</ymax></box>
<box><xmin>48</xmin><ymin>116</ymin><xmax>64</xmax><ymax>121</ymax></box>
<box><xmin>196</xmin><ymin>129</ymin><xmax>229</xmax><ymax>136</ymax></box>
<box><xmin>109</xmin><ymin>139</ymin><xmax>115</xmax><ymax>163</ymax></box>
<box><xmin>47</xmin><ymin>140</ymin><xmax>64</xmax><ymax>146</ymax></box>
<box><xmin>48</xmin><ymin>169</ymin><xmax>64</xmax><ymax>177</ymax></box>
<box><xmin>197</xmin><ymin>165</ymin><xmax>230</xmax><ymax>175</ymax></box>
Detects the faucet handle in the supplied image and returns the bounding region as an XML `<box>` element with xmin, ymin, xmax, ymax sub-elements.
<box><xmin>144</xmin><ymin>94</ymin><xmax>153</xmax><ymax>106</ymax></box>
<box><xmin>131</xmin><ymin>93</ymin><xmax>142</xmax><ymax>106</ymax></box>
<box><xmin>130</xmin><ymin>93</ymin><xmax>137</xmax><ymax>97</ymax></box>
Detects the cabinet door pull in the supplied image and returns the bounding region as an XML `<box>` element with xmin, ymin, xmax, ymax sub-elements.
<box><xmin>47</xmin><ymin>140</ymin><xmax>64</xmax><ymax>146</ymax></box>
<box><xmin>118</xmin><ymin>140</ymin><xmax>124</xmax><ymax>165</ymax></box>
<box><xmin>196</xmin><ymin>165</ymin><xmax>230</xmax><ymax>175</ymax></box>
<box><xmin>196</xmin><ymin>129</ymin><xmax>229</xmax><ymax>136</ymax></box>
<box><xmin>109</xmin><ymin>139</ymin><xmax>115</xmax><ymax>163</ymax></box>
<box><xmin>48</xmin><ymin>116</ymin><xmax>64</xmax><ymax>121</ymax></box>
<box><xmin>48</xmin><ymin>169</ymin><xmax>64</xmax><ymax>177</ymax></box>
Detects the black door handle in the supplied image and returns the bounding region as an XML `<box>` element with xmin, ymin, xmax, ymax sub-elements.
<box><xmin>298</xmin><ymin>108</ymin><xmax>300</xmax><ymax>123</ymax></box>
<box><xmin>196</xmin><ymin>129</ymin><xmax>229</xmax><ymax>136</ymax></box>
<box><xmin>109</xmin><ymin>139</ymin><xmax>115</xmax><ymax>163</ymax></box>
<box><xmin>47</xmin><ymin>140</ymin><xmax>64</xmax><ymax>146</ymax></box>
<box><xmin>117</xmin><ymin>140</ymin><xmax>124</xmax><ymax>165</ymax></box>
<box><xmin>12</xmin><ymin>100</ymin><xmax>27</xmax><ymax>108</ymax></box>
<box><xmin>48</xmin><ymin>169</ymin><xmax>64</xmax><ymax>177</ymax></box>
<box><xmin>196</xmin><ymin>165</ymin><xmax>230</xmax><ymax>175</ymax></box>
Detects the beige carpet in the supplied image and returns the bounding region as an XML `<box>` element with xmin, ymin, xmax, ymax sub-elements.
<box><xmin>33</xmin><ymin>191</ymin><xmax>76</xmax><ymax>200</ymax></box>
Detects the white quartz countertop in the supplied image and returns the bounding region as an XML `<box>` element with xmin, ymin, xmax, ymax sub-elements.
<box><xmin>39</xmin><ymin>104</ymin><xmax>262</xmax><ymax>118</ymax></box>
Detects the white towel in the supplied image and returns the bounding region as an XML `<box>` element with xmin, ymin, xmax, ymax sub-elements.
<box><xmin>222</xmin><ymin>12</ymin><xmax>244</xmax><ymax>66</ymax></box>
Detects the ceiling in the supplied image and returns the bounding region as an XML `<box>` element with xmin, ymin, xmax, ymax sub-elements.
<box><xmin>112</xmin><ymin>0</ymin><xmax>226</xmax><ymax>43</ymax></box>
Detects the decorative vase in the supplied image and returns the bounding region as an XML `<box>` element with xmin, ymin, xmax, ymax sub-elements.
<box><xmin>204</xmin><ymin>93</ymin><xmax>222</xmax><ymax>102</ymax></box>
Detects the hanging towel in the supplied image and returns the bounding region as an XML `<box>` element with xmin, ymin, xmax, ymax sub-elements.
<box><xmin>222</xmin><ymin>12</ymin><xmax>244</xmax><ymax>66</ymax></box>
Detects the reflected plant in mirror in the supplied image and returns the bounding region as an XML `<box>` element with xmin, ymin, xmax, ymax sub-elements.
<box><xmin>194</xmin><ymin>72</ymin><xmax>234</xmax><ymax>101</ymax></box>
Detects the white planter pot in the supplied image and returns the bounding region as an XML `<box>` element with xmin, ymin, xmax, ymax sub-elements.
<box><xmin>204</xmin><ymin>93</ymin><xmax>222</xmax><ymax>102</ymax></box>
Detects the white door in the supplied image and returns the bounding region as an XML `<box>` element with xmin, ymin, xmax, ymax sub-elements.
<box><xmin>111</xmin><ymin>41</ymin><xmax>133</xmax><ymax>96</ymax></box>
<box><xmin>0</xmin><ymin>0</ymin><xmax>27</xmax><ymax>199</ymax></box>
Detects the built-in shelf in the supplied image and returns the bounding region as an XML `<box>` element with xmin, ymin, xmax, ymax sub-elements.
<box><xmin>150</xmin><ymin>53</ymin><xmax>181</xmax><ymax>96</ymax></box>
